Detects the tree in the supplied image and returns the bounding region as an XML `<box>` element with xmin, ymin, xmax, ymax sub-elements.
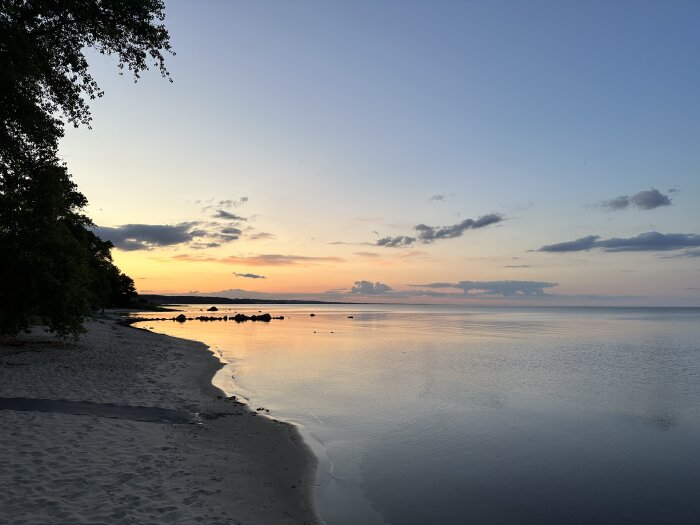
<box><xmin>0</xmin><ymin>1</ymin><xmax>173</xmax><ymax>336</ymax></box>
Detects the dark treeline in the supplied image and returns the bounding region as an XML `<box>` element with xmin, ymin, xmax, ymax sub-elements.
<box><xmin>0</xmin><ymin>1</ymin><xmax>172</xmax><ymax>337</ymax></box>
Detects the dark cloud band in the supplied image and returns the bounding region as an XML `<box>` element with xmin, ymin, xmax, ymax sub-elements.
<box><xmin>409</xmin><ymin>280</ymin><xmax>558</xmax><ymax>297</ymax></box>
<box><xmin>95</xmin><ymin>220</ymin><xmax>244</xmax><ymax>251</ymax></box>
<box><xmin>538</xmin><ymin>232</ymin><xmax>700</xmax><ymax>253</ymax></box>
<box><xmin>95</xmin><ymin>223</ymin><xmax>198</xmax><ymax>251</ymax></box>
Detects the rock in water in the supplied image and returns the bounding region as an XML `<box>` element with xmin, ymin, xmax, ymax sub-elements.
<box><xmin>207</xmin><ymin>306</ymin><xmax>219</xmax><ymax>312</ymax></box>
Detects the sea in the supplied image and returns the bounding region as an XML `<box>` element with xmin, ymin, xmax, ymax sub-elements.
<box><xmin>134</xmin><ymin>304</ymin><xmax>700</xmax><ymax>524</ymax></box>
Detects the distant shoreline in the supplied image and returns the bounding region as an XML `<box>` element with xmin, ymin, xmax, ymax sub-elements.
<box><xmin>142</xmin><ymin>294</ymin><xmax>357</xmax><ymax>306</ymax></box>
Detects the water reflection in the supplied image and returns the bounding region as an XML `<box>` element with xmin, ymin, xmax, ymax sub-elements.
<box><xmin>136</xmin><ymin>305</ymin><xmax>700</xmax><ymax>524</ymax></box>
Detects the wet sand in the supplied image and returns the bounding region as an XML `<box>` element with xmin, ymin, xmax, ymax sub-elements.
<box><xmin>0</xmin><ymin>314</ymin><xmax>319</xmax><ymax>524</ymax></box>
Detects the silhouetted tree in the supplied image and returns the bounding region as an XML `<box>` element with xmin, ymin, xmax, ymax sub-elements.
<box><xmin>0</xmin><ymin>1</ymin><xmax>172</xmax><ymax>336</ymax></box>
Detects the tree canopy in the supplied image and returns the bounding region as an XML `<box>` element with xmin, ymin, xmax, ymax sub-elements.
<box><xmin>0</xmin><ymin>0</ymin><xmax>172</xmax><ymax>336</ymax></box>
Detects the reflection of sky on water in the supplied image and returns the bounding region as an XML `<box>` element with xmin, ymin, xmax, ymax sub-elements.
<box><xmin>137</xmin><ymin>305</ymin><xmax>700</xmax><ymax>524</ymax></box>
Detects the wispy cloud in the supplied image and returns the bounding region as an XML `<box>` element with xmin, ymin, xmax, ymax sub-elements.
<box><xmin>191</xmin><ymin>242</ymin><xmax>222</xmax><ymax>250</ymax></box>
<box><xmin>213</xmin><ymin>210</ymin><xmax>247</xmax><ymax>221</ymax></box>
<box><xmin>173</xmin><ymin>253</ymin><xmax>344</xmax><ymax>266</ymax></box>
<box><xmin>598</xmin><ymin>188</ymin><xmax>672</xmax><ymax>211</ymax></box>
<box><xmin>504</xmin><ymin>264</ymin><xmax>531</xmax><ymax>268</ymax></box>
<box><xmin>376</xmin><ymin>213</ymin><xmax>503</xmax><ymax>248</ymax></box>
<box><xmin>430</xmin><ymin>194</ymin><xmax>446</xmax><ymax>201</ymax></box>
<box><xmin>198</xmin><ymin>196</ymin><xmax>248</xmax><ymax>211</ymax></box>
<box><xmin>233</xmin><ymin>272</ymin><xmax>266</xmax><ymax>279</ymax></box>
<box><xmin>248</xmin><ymin>232</ymin><xmax>276</xmax><ymax>240</ymax></box>
<box><xmin>538</xmin><ymin>235</ymin><xmax>601</xmax><ymax>253</ymax></box>
<box><xmin>376</xmin><ymin>235</ymin><xmax>416</xmax><ymax>248</ymax></box>
<box><xmin>416</xmin><ymin>214</ymin><xmax>503</xmax><ymax>243</ymax></box>
<box><xmin>409</xmin><ymin>280</ymin><xmax>558</xmax><ymax>296</ymax></box>
<box><xmin>663</xmin><ymin>248</ymin><xmax>700</xmax><ymax>258</ymax></box>
<box><xmin>329</xmin><ymin>240</ymin><xmax>374</xmax><ymax>246</ymax></box>
<box><xmin>538</xmin><ymin>232</ymin><xmax>700</xmax><ymax>254</ymax></box>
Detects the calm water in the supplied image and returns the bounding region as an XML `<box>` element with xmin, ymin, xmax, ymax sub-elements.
<box><xmin>135</xmin><ymin>305</ymin><xmax>700</xmax><ymax>524</ymax></box>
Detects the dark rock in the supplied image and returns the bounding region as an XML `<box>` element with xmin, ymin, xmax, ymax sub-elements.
<box><xmin>310</xmin><ymin>313</ymin><xmax>316</xmax><ymax>317</ymax></box>
<box><xmin>207</xmin><ymin>306</ymin><xmax>218</xmax><ymax>312</ymax></box>
<box><xmin>174</xmin><ymin>314</ymin><xmax>187</xmax><ymax>322</ymax></box>
<box><xmin>347</xmin><ymin>316</ymin><xmax>354</xmax><ymax>318</ymax></box>
<box><xmin>232</xmin><ymin>312</ymin><xmax>272</xmax><ymax>323</ymax></box>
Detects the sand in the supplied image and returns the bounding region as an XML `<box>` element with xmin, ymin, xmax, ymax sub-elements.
<box><xmin>0</xmin><ymin>314</ymin><xmax>320</xmax><ymax>524</ymax></box>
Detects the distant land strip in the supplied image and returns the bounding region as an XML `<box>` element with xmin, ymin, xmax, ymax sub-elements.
<box><xmin>141</xmin><ymin>294</ymin><xmax>357</xmax><ymax>305</ymax></box>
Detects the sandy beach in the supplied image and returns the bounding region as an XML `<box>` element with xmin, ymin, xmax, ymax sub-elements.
<box><xmin>0</xmin><ymin>314</ymin><xmax>319</xmax><ymax>524</ymax></box>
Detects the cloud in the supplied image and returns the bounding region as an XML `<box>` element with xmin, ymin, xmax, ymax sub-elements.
<box><xmin>504</xmin><ymin>265</ymin><xmax>531</xmax><ymax>268</ymax></box>
<box><xmin>597</xmin><ymin>232</ymin><xmax>700</xmax><ymax>252</ymax></box>
<box><xmin>599</xmin><ymin>188</ymin><xmax>672</xmax><ymax>211</ymax></box>
<box><xmin>415</xmin><ymin>214</ymin><xmax>503</xmax><ymax>243</ymax></box>
<box><xmin>95</xmin><ymin>214</ymin><xmax>256</xmax><ymax>251</ymax></box>
<box><xmin>375</xmin><ymin>213</ymin><xmax>503</xmax><ymax>248</ymax></box>
<box><xmin>329</xmin><ymin>240</ymin><xmax>374</xmax><ymax>246</ymax></box>
<box><xmin>350</xmin><ymin>281</ymin><xmax>393</xmax><ymax>295</ymax></box>
<box><xmin>538</xmin><ymin>232</ymin><xmax>700</xmax><ymax>253</ymax></box>
<box><xmin>376</xmin><ymin>235</ymin><xmax>416</xmax><ymax>248</ymax></box>
<box><xmin>173</xmin><ymin>253</ymin><xmax>344</xmax><ymax>266</ymax></box>
<box><xmin>409</xmin><ymin>280</ymin><xmax>558</xmax><ymax>296</ymax></box>
<box><xmin>248</xmin><ymin>232</ymin><xmax>276</xmax><ymax>240</ymax></box>
<box><xmin>430</xmin><ymin>194</ymin><xmax>446</xmax><ymax>201</ymax></box>
<box><xmin>198</xmin><ymin>196</ymin><xmax>248</xmax><ymax>211</ymax></box>
<box><xmin>226</xmin><ymin>196</ymin><xmax>249</xmax><ymax>207</ymax></box>
<box><xmin>213</xmin><ymin>210</ymin><xmax>247</xmax><ymax>221</ymax></box>
<box><xmin>233</xmin><ymin>272</ymin><xmax>266</xmax><ymax>279</ymax></box>
<box><xmin>670</xmin><ymin>248</ymin><xmax>700</xmax><ymax>258</ymax></box>
<box><xmin>601</xmin><ymin>196</ymin><xmax>630</xmax><ymax>211</ymax></box>
<box><xmin>630</xmin><ymin>189</ymin><xmax>672</xmax><ymax>210</ymax></box>
<box><xmin>355</xmin><ymin>251</ymin><xmax>381</xmax><ymax>258</ymax></box>
<box><xmin>538</xmin><ymin>235</ymin><xmax>601</xmax><ymax>253</ymax></box>
<box><xmin>95</xmin><ymin>223</ymin><xmax>200</xmax><ymax>251</ymax></box>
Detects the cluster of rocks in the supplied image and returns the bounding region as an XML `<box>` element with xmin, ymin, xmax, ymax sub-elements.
<box><xmin>172</xmin><ymin>313</ymin><xmax>284</xmax><ymax>323</ymax></box>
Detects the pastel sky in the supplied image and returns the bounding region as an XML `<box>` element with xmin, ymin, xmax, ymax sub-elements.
<box><xmin>59</xmin><ymin>0</ymin><xmax>700</xmax><ymax>305</ymax></box>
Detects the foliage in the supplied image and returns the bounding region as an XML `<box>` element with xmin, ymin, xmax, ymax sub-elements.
<box><xmin>0</xmin><ymin>0</ymin><xmax>171</xmax><ymax>337</ymax></box>
<box><xmin>1</xmin><ymin>0</ymin><xmax>172</xmax><ymax>162</ymax></box>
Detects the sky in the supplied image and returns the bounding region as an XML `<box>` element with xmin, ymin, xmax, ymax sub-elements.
<box><xmin>59</xmin><ymin>0</ymin><xmax>700</xmax><ymax>305</ymax></box>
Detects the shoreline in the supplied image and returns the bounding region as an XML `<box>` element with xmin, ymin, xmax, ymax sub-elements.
<box><xmin>0</xmin><ymin>314</ymin><xmax>320</xmax><ymax>524</ymax></box>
